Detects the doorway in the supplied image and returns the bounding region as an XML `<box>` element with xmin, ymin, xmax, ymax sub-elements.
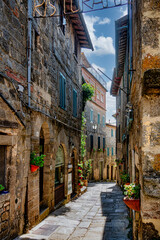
<box><xmin>71</xmin><ymin>151</ymin><xmax>76</xmax><ymax>197</ymax></box>
<box><xmin>107</xmin><ymin>165</ymin><xmax>109</xmax><ymax>180</ymax></box>
<box><xmin>99</xmin><ymin>161</ymin><xmax>103</xmax><ymax>181</ymax></box>
<box><xmin>55</xmin><ymin>145</ymin><xmax>65</xmax><ymax>206</ymax></box>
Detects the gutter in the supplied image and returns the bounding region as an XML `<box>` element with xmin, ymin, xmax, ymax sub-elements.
<box><xmin>27</xmin><ymin>0</ymin><xmax>32</xmax><ymax>108</ymax></box>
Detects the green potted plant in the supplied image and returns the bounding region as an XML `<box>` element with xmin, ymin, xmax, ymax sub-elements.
<box><xmin>30</xmin><ymin>151</ymin><xmax>45</xmax><ymax>173</ymax></box>
<box><xmin>0</xmin><ymin>184</ymin><xmax>5</xmax><ymax>194</ymax></box>
<box><xmin>120</xmin><ymin>171</ymin><xmax>130</xmax><ymax>185</ymax></box>
<box><xmin>123</xmin><ymin>183</ymin><xmax>140</xmax><ymax>211</ymax></box>
<box><xmin>83</xmin><ymin>159</ymin><xmax>92</xmax><ymax>186</ymax></box>
<box><xmin>78</xmin><ymin>163</ymin><xmax>84</xmax><ymax>189</ymax></box>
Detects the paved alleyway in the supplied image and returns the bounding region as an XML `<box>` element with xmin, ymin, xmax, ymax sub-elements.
<box><xmin>15</xmin><ymin>183</ymin><xmax>130</xmax><ymax>240</ymax></box>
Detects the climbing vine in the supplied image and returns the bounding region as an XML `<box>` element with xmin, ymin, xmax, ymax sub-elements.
<box><xmin>82</xmin><ymin>83</ymin><xmax>94</xmax><ymax>108</ymax></box>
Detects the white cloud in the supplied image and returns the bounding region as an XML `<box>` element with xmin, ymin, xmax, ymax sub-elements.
<box><xmin>91</xmin><ymin>63</ymin><xmax>106</xmax><ymax>73</ymax></box>
<box><xmin>120</xmin><ymin>6</ymin><xmax>128</xmax><ymax>17</ymax></box>
<box><xmin>83</xmin><ymin>14</ymin><xmax>115</xmax><ymax>56</ymax></box>
<box><xmin>106</xmin><ymin>81</ymin><xmax>116</xmax><ymax>123</ymax></box>
<box><xmin>99</xmin><ymin>17</ymin><xmax>111</xmax><ymax>25</ymax></box>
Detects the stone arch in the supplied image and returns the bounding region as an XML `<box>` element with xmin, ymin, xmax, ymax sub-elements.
<box><xmin>39</xmin><ymin>121</ymin><xmax>51</xmax><ymax>208</ymax></box>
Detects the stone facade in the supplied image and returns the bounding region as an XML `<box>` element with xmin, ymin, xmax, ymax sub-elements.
<box><xmin>0</xmin><ymin>0</ymin><xmax>92</xmax><ymax>239</ymax></box>
<box><xmin>106</xmin><ymin>123</ymin><xmax>116</xmax><ymax>181</ymax></box>
<box><xmin>81</xmin><ymin>54</ymin><xmax>107</xmax><ymax>181</ymax></box>
<box><xmin>111</xmin><ymin>1</ymin><xmax>160</xmax><ymax>239</ymax></box>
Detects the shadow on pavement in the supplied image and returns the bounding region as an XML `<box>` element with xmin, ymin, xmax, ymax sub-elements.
<box><xmin>100</xmin><ymin>184</ymin><xmax>130</xmax><ymax>240</ymax></box>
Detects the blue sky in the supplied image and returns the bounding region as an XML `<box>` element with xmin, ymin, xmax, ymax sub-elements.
<box><xmin>82</xmin><ymin>3</ymin><xmax>127</xmax><ymax>124</ymax></box>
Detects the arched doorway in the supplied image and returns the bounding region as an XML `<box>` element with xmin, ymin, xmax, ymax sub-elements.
<box><xmin>55</xmin><ymin>145</ymin><xmax>65</xmax><ymax>206</ymax></box>
<box><xmin>107</xmin><ymin>165</ymin><xmax>109</xmax><ymax>180</ymax></box>
<box><xmin>71</xmin><ymin>151</ymin><xmax>76</xmax><ymax>197</ymax></box>
<box><xmin>39</xmin><ymin>128</ymin><xmax>44</xmax><ymax>208</ymax></box>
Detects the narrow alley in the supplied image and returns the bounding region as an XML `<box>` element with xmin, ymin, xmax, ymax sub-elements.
<box><xmin>15</xmin><ymin>183</ymin><xmax>130</xmax><ymax>240</ymax></box>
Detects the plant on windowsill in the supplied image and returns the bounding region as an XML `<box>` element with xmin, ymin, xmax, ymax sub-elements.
<box><xmin>91</xmin><ymin>148</ymin><xmax>96</xmax><ymax>154</ymax></box>
<box><xmin>97</xmin><ymin>148</ymin><xmax>103</xmax><ymax>152</ymax></box>
<box><xmin>123</xmin><ymin>183</ymin><xmax>140</xmax><ymax>211</ymax></box>
<box><xmin>30</xmin><ymin>151</ymin><xmax>45</xmax><ymax>173</ymax></box>
<box><xmin>115</xmin><ymin>158</ymin><xmax>123</xmax><ymax>166</ymax></box>
<box><xmin>0</xmin><ymin>185</ymin><xmax>5</xmax><ymax>192</ymax></box>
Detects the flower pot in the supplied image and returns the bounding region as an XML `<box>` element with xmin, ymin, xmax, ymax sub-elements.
<box><xmin>31</xmin><ymin>165</ymin><xmax>39</xmax><ymax>173</ymax></box>
<box><xmin>124</xmin><ymin>183</ymin><xmax>130</xmax><ymax>186</ymax></box>
<box><xmin>123</xmin><ymin>198</ymin><xmax>140</xmax><ymax>211</ymax></box>
<box><xmin>83</xmin><ymin>179</ymin><xmax>88</xmax><ymax>187</ymax></box>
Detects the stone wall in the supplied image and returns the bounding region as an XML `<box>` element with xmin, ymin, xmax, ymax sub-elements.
<box><xmin>0</xmin><ymin>0</ymin><xmax>86</xmax><ymax>238</ymax></box>
<box><xmin>130</xmin><ymin>0</ymin><xmax>160</xmax><ymax>239</ymax></box>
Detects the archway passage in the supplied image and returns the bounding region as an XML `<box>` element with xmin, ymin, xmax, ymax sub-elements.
<box><xmin>71</xmin><ymin>151</ymin><xmax>76</xmax><ymax>197</ymax></box>
<box><xmin>39</xmin><ymin>128</ymin><xmax>44</xmax><ymax>207</ymax></box>
<box><xmin>55</xmin><ymin>145</ymin><xmax>65</xmax><ymax>206</ymax></box>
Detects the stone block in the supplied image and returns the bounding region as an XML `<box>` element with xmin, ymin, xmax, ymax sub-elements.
<box><xmin>1</xmin><ymin>211</ymin><xmax>9</xmax><ymax>221</ymax></box>
<box><xmin>143</xmin><ymin>176</ymin><xmax>160</xmax><ymax>198</ymax></box>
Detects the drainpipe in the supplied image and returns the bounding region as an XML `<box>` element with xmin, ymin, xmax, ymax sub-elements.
<box><xmin>27</xmin><ymin>0</ymin><xmax>32</xmax><ymax>108</ymax></box>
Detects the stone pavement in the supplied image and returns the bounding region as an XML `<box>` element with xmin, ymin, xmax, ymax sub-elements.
<box><xmin>15</xmin><ymin>183</ymin><xmax>130</xmax><ymax>240</ymax></box>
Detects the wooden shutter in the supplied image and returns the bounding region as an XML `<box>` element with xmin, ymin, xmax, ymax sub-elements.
<box><xmin>98</xmin><ymin>114</ymin><xmax>100</xmax><ymax>124</ymax></box>
<box><xmin>107</xmin><ymin>147</ymin><xmax>109</xmax><ymax>156</ymax></box>
<box><xmin>0</xmin><ymin>146</ymin><xmax>5</xmax><ymax>186</ymax></box>
<box><xmin>63</xmin><ymin>78</ymin><xmax>66</xmax><ymax>110</ymax></box>
<box><xmin>98</xmin><ymin>137</ymin><xmax>100</xmax><ymax>149</ymax></box>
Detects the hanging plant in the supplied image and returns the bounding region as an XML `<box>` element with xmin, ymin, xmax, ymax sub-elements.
<box><xmin>82</xmin><ymin>83</ymin><xmax>94</xmax><ymax>108</ymax></box>
<box><xmin>30</xmin><ymin>151</ymin><xmax>46</xmax><ymax>172</ymax></box>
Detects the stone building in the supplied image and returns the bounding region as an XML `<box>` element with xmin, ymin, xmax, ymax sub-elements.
<box><xmin>81</xmin><ymin>53</ymin><xmax>107</xmax><ymax>181</ymax></box>
<box><xmin>0</xmin><ymin>0</ymin><xmax>93</xmax><ymax>239</ymax></box>
<box><xmin>106</xmin><ymin>123</ymin><xmax>116</xmax><ymax>181</ymax></box>
<box><xmin>111</xmin><ymin>1</ymin><xmax>160</xmax><ymax>239</ymax></box>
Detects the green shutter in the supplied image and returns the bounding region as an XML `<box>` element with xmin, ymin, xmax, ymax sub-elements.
<box><xmin>103</xmin><ymin>138</ymin><xmax>105</xmax><ymax>150</ymax></box>
<box><xmin>60</xmin><ymin>73</ymin><xmax>66</xmax><ymax>110</ymax></box>
<box><xmin>59</xmin><ymin>74</ymin><xmax>63</xmax><ymax>108</ymax></box>
<box><xmin>107</xmin><ymin>148</ymin><xmax>109</xmax><ymax>156</ymax></box>
<box><xmin>98</xmin><ymin>114</ymin><xmax>100</xmax><ymax>124</ymax></box>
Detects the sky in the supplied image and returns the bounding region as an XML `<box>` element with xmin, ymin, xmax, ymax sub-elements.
<box><xmin>82</xmin><ymin>2</ymin><xmax>128</xmax><ymax>125</ymax></box>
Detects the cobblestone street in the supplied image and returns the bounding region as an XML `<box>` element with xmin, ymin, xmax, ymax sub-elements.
<box><xmin>15</xmin><ymin>183</ymin><xmax>130</xmax><ymax>240</ymax></box>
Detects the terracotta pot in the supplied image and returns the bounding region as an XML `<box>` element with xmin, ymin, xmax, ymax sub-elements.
<box><xmin>124</xmin><ymin>183</ymin><xmax>130</xmax><ymax>185</ymax></box>
<box><xmin>123</xmin><ymin>198</ymin><xmax>140</xmax><ymax>211</ymax></box>
<box><xmin>31</xmin><ymin>165</ymin><xmax>39</xmax><ymax>173</ymax></box>
<box><xmin>83</xmin><ymin>179</ymin><xmax>88</xmax><ymax>187</ymax></box>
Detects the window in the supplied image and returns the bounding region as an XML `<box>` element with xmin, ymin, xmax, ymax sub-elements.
<box><xmin>97</xmin><ymin>91</ymin><xmax>100</xmax><ymax>100</ymax></box>
<box><xmin>107</xmin><ymin>147</ymin><xmax>109</xmax><ymax>156</ymax></box>
<box><xmin>59</xmin><ymin>3</ymin><xmax>66</xmax><ymax>34</ymax></box>
<box><xmin>101</xmin><ymin>94</ymin><xmax>104</xmax><ymax>102</ymax></box>
<box><xmin>98</xmin><ymin>137</ymin><xmax>100</xmax><ymax>149</ymax></box>
<box><xmin>103</xmin><ymin>137</ymin><xmax>105</xmax><ymax>150</ymax></box>
<box><xmin>0</xmin><ymin>146</ymin><xmax>6</xmax><ymax>187</ymax></box>
<box><xmin>111</xmin><ymin>129</ymin><xmax>113</xmax><ymax>137</ymax></box>
<box><xmin>90</xmin><ymin>109</ymin><xmax>93</xmax><ymax>122</ymax></box>
<box><xmin>102</xmin><ymin>116</ymin><xmax>105</xmax><ymax>127</ymax></box>
<box><xmin>90</xmin><ymin>135</ymin><xmax>93</xmax><ymax>150</ymax></box>
<box><xmin>73</xmin><ymin>89</ymin><xmax>77</xmax><ymax>117</ymax></box>
<box><xmin>97</xmin><ymin>113</ymin><xmax>100</xmax><ymax>125</ymax></box>
<box><xmin>112</xmin><ymin>147</ymin><xmax>114</xmax><ymax>156</ymax></box>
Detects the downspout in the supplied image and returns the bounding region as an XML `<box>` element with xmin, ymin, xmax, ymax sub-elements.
<box><xmin>27</xmin><ymin>0</ymin><xmax>32</xmax><ymax>108</ymax></box>
<box><xmin>128</xmin><ymin>0</ymin><xmax>133</xmax><ymax>83</ymax></box>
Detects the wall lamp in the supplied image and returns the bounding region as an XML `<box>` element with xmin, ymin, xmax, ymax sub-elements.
<box><xmin>92</xmin><ymin>124</ymin><xmax>97</xmax><ymax>133</ymax></box>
